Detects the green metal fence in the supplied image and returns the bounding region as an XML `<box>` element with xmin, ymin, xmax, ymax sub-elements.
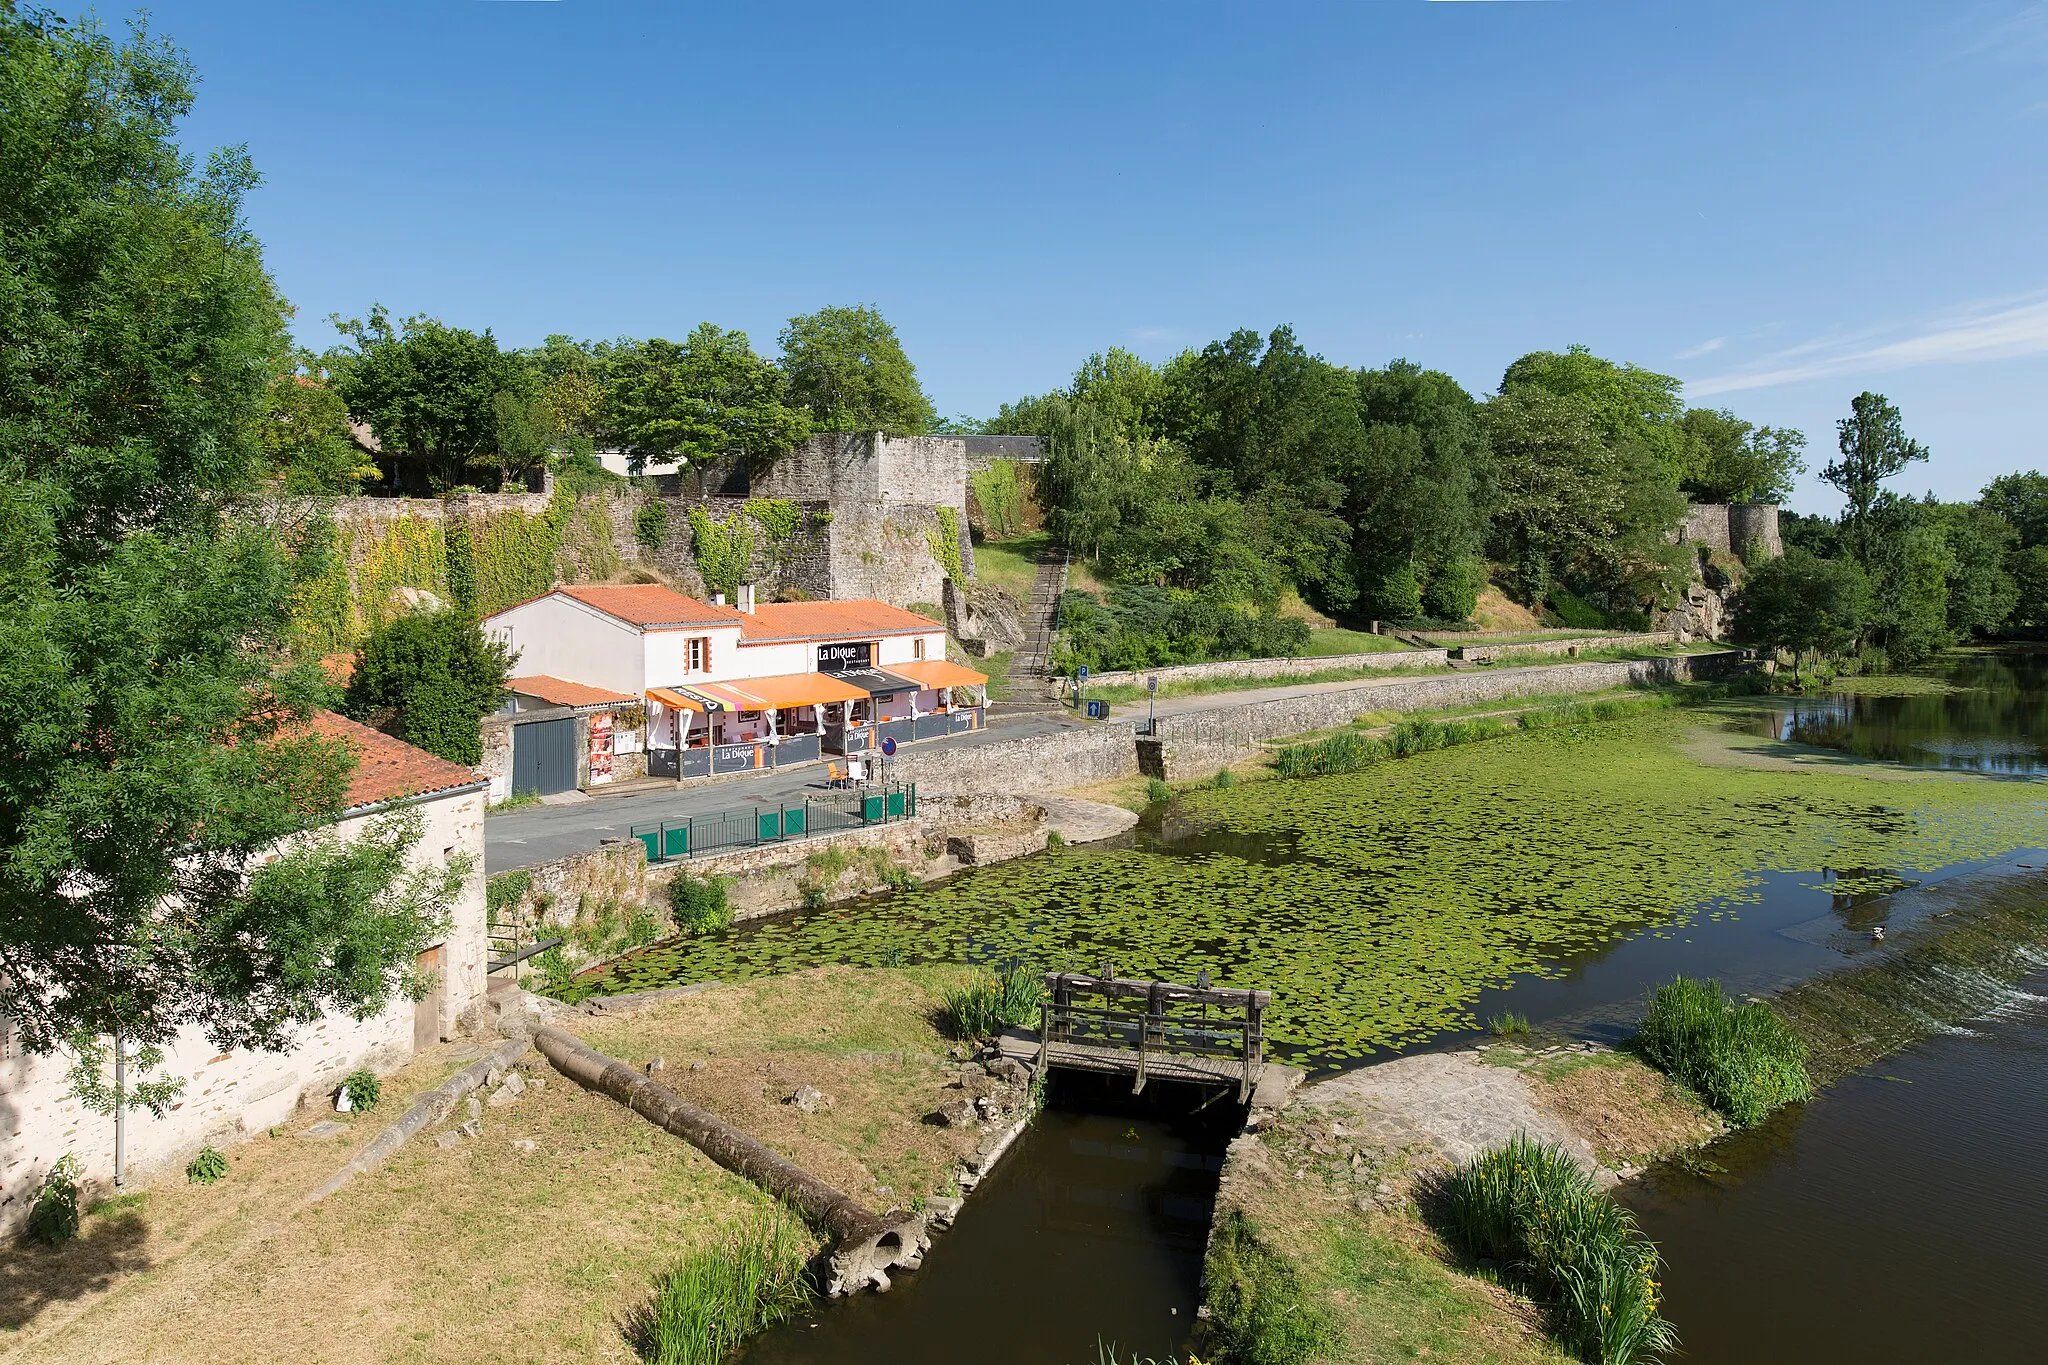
<box><xmin>630</xmin><ymin>784</ymin><xmax>917</xmax><ymax>863</ymax></box>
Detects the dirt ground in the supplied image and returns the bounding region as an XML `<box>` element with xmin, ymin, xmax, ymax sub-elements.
<box><xmin>0</xmin><ymin>966</ymin><xmax>985</xmax><ymax>1365</ymax></box>
<box><xmin>1522</xmin><ymin>1049</ymin><xmax>1723</xmax><ymax>1168</ymax></box>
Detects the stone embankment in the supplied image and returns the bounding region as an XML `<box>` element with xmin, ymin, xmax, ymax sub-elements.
<box><xmin>1044</xmin><ymin>647</ymin><xmax>1452</xmax><ymax>698</ymax></box>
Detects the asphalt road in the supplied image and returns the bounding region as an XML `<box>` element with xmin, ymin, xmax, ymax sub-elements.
<box><xmin>484</xmin><ymin>710</ymin><xmax>1077</xmax><ymax>871</ymax></box>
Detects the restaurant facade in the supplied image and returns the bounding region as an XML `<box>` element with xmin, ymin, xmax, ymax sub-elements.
<box><xmin>483</xmin><ymin>584</ymin><xmax>988</xmax><ymax>779</ymax></box>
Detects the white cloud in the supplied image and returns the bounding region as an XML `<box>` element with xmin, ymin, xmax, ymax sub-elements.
<box><xmin>1686</xmin><ymin>292</ymin><xmax>2048</xmax><ymax>397</ymax></box>
<box><xmin>1675</xmin><ymin>337</ymin><xmax>1725</xmax><ymax>360</ymax></box>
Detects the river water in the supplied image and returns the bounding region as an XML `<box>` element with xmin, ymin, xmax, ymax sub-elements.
<box><xmin>617</xmin><ymin>651</ymin><xmax>2048</xmax><ymax>1362</ymax></box>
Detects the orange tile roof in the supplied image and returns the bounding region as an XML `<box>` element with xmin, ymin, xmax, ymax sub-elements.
<box><xmin>305</xmin><ymin>711</ymin><xmax>482</xmax><ymax>809</ymax></box>
<box><xmin>552</xmin><ymin>584</ymin><xmax>739</xmax><ymax>629</ymax></box>
<box><xmin>508</xmin><ymin>675</ymin><xmax>635</xmax><ymax>708</ymax></box>
<box><xmin>737</xmin><ymin>599</ymin><xmax>943</xmax><ymax>643</ymax></box>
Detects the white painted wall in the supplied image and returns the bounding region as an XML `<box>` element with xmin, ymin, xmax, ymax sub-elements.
<box><xmin>0</xmin><ymin>787</ymin><xmax>487</xmax><ymax>1234</ymax></box>
<box><xmin>486</xmin><ymin>596</ymin><xmax>645</xmax><ymax>696</ymax></box>
<box><xmin>878</xmin><ymin>630</ymin><xmax>948</xmax><ymax>667</ymax></box>
<box><xmin>644</xmin><ymin>623</ymin><xmax>746</xmax><ymax>689</ymax></box>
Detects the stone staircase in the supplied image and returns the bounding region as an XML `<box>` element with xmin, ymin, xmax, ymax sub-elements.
<box><xmin>1001</xmin><ymin>547</ymin><xmax>1069</xmax><ymax>703</ymax></box>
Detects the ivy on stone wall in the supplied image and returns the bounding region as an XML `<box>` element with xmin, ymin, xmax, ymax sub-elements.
<box><xmin>290</xmin><ymin>513</ymin><xmax>448</xmax><ymax>658</ymax></box>
<box><xmin>689</xmin><ymin>506</ymin><xmax>758</xmax><ymax>597</ymax></box>
<box><xmin>968</xmin><ymin>461</ymin><xmax>1025</xmax><ymax>540</ymax></box>
<box><xmin>928</xmin><ymin>505</ymin><xmax>964</xmax><ymax>582</ymax></box>
<box><xmin>562</xmin><ymin>496</ymin><xmax>622</xmax><ymax>583</ymax></box>
<box><xmin>743</xmin><ymin>497</ymin><xmax>802</xmax><ymax>541</ymax></box>
<box><xmin>445</xmin><ymin>507</ymin><xmax>479</xmax><ymax>618</ymax></box>
<box><xmin>470</xmin><ymin>485</ymin><xmax>573</xmax><ymax>616</ymax></box>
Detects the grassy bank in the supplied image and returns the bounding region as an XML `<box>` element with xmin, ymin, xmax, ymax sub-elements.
<box><xmin>2</xmin><ymin>967</ymin><xmax>986</xmax><ymax>1364</ymax></box>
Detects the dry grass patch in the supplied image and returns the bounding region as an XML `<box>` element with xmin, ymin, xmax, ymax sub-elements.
<box><xmin>4</xmin><ymin>967</ymin><xmax>983</xmax><ymax>1365</ymax></box>
<box><xmin>1522</xmin><ymin>1052</ymin><xmax>1723</xmax><ymax>1169</ymax></box>
<box><xmin>574</xmin><ymin>965</ymin><xmax>988</xmax><ymax>1209</ymax></box>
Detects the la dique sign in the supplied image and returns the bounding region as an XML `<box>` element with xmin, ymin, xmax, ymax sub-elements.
<box><xmin>817</xmin><ymin>641</ymin><xmax>873</xmax><ymax>672</ymax></box>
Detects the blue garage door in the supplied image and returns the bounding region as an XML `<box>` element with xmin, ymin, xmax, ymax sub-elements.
<box><xmin>511</xmin><ymin>717</ymin><xmax>578</xmax><ymax>796</ymax></box>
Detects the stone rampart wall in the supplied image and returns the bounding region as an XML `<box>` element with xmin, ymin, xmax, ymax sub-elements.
<box><xmin>1143</xmin><ymin>652</ymin><xmax>1744</xmax><ymax>780</ymax></box>
<box><xmin>1043</xmin><ymin>648</ymin><xmax>1451</xmax><ymax>698</ymax></box>
<box><xmin>1682</xmin><ymin>502</ymin><xmax>1781</xmax><ymax>558</ymax></box>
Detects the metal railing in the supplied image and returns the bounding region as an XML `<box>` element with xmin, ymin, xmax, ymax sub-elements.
<box><xmin>629</xmin><ymin>783</ymin><xmax>917</xmax><ymax>863</ymax></box>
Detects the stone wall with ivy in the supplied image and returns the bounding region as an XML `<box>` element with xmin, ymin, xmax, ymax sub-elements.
<box><xmin>646</xmin><ymin>495</ymin><xmax>834</xmax><ymax>601</ymax></box>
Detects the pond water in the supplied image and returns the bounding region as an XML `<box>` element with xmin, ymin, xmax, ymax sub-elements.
<box><xmin>1624</xmin><ymin>961</ymin><xmax>2048</xmax><ymax>1363</ymax></box>
<box><xmin>742</xmin><ymin>1075</ymin><xmax>1230</xmax><ymax>1365</ymax></box>
<box><xmin>1744</xmin><ymin>651</ymin><xmax>2048</xmax><ymax>774</ymax></box>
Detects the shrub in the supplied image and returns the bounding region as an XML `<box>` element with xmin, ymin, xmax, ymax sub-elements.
<box><xmin>1487</xmin><ymin>1011</ymin><xmax>1531</xmax><ymax>1037</ymax></box>
<box><xmin>1273</xmin><ymin>730</ymin><xmax>1385</xmax><ymax>778</ymax></box>
<box><xmin>668</xmin><ymin>875</ymin><xmax>732</xmax><ymax>935</ymax></box>
<box><xmin>1045</xmin><ymin>829</ymin><xmax>1066</xmax><ymax>850</ymax></box>
<box><xmin>1634</xmin><ymin>976</ymin><xmax>1812</xmax><ymax>1125</ymax></box>
<box><xmin>1212</xmin><ymin>767</ymin><xmax>1236</xmax><ymax>789</ymax></box>
<box><xmin>533</xmin><ymin>944</ymin><xmax>574</xmax><ymax>993</ymax></box>
<box><xmin>629</xmin><ymin>1207</ymin><xmax>812</xmax><ymax>1365</ymax></box>
<box><xmin>940</xmin><ymin>966</ymin><xmax>1044</xmax><ymax>1040</ymax></box>
<box><xmin>1423</xmin><ymin>554</ymin><xmax>1487</xmax><ymax>621</ymax></box>
<box><xmin>1438</xmin><ymin>1135</ymin><xmax>1677</xmax><ymax>1364</ymax></box>
<box><xmin>486</xmin><ymin>869</ymin><xmax>532</xmax><ymax>927</ymax></box>
<box><xmin>343</xmin><ymin>607</ymin><xmax>517</xmax><ymax>766</ymax></box>
<box><xmin>342</xmin><ymin>1069</ymin><xmax>382</xmax><ymax>1113</ymax></box>
<box><xmin>1144</xmin><ymin>778</ymin><xmax>1173</xmax><ymax>806</ymax></box>
<box><xmin>1203</xmin><ymin>1209</ymin><xmax>1331</xmax><ymax>1365</ymax></box>
<box><xmin>27</xmin><ymin>1154</ymin><xmax>82</xmax><ymax>1247</ymax></box>
<box><xmin>635</xmin><ymin>499</ymin><xmax>671</xmax><ymax>552</ymax></box>
<box><xmin>186</xmin><ymin>1144</ymin><xmax>229</xmax><ymax>1185</ymax></box>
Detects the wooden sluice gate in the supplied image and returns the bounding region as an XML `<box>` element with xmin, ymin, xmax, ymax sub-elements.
<box><xmin>1023</xmin><ymin>967</ymin><xmax>1273</xmax><ymax>1103</ymax></box>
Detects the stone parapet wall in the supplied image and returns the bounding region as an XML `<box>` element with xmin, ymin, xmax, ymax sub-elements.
<box><xmin>1448</xmin><ymin>632</ymin><xmax>1679</xmax><ymax>661</ymax></box>
<box><xmin>1043</xmin><ymin>649</ymin><xmax>1451</xmax><ymax>698</ymax></box>
<box><xmin>1142</xmin><ymin>652</ymin><xmax>1744</xmax><ymax>781</ymax></box>
<box><xmin>892</xmin><ymin>723</ymin><xmax>1143</xmax><ymax>796</ymax></box>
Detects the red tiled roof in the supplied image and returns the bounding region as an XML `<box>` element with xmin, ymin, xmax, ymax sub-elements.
<box><xmin>737</xmin><ymin>599</ymin><xmax>943</xmax><ymax>643</ymax></box>
<box><xmin>551</xmin><ymin>584</ymin><xmax>739</xmax><ymax>629</ymax></box>
<box><xmin>508</xmin><ymin>675</ymin><xmax>635</xmax><ymax>708</ymax></box>
<box><xmin>305</xmin><ymin>711</ymin><xmax>482</xmax><ymax>809</ymax></box>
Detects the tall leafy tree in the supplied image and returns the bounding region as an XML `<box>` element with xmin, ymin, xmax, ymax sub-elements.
<box><xmin>258</xmin><ymin>366</ymin><xmax>378</xmax><ymax>494</ymax></box>
<box><xmin>1501</xmin><ymin>346</ymin><xmax>1690</xmax><ymax>482</ymax></box>
<box><xmin>329</xmin><ymin>307</ymin><xmax>536</xmax><ymax>493</ymax></box>
<box><xmin>604</xmin><ymin>323</ymin><xmax>812</xmax><ymax>485</ymax></box>
<box><xmin>1824</xmin><ymin>391</ymin><xmax>1928</xmax><ymax>563</ymax></box>
<box><xmin>0</xmin><ymin>10</ymin><xmax>455</xmax><ymax>1061</ymax></box>
<box><xmin>1353</xmin><ymin>360</ymin><xmax>1496</xmax><ymax>619</ymax></box>
<box><xmin>1676</xmin><ymin>407</ymin><xmax>1806</xmax><ymax>503</ymax></box>
<box><xmin>1733</xmin><ymin>546</ymin><xmax>1870</xmax><ymax>666</ymax></box>
<box><xmin>1979</xmin><ymin>471</ymin><xmax>2048</xmax><ymax>550</ymax></box>
<box><xmin>1480</xmin><ymin>383</ymin><xmax>1688</xmax><ymax>612</ymax></box>
<box><xmin>778</xmin><ymin>304</ymin><xmax>936</xmax><ymax>434</ymax></box>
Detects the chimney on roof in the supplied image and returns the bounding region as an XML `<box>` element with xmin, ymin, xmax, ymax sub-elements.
<box><xmin>711</xmin><ymin>591</ymin><xmax>726</xmax><ymax>606</ymax></box>
<box><xmin>737</xmin><ymin>583</ymin><xmax>756</xmax><ymax>614</ymax></box>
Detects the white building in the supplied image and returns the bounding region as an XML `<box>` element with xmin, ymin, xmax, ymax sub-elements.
<box><xmin>484</xmin><ymin>584</ymin><xmax>987</xmax><ymax>778</ymax></box>
<box><xmin>0</xmin><ymin>713</ymin><xmax>488</xmax><ymax>1231</ymax></box>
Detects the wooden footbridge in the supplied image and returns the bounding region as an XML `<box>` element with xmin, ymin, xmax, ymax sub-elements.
<box><xmin>1013</xmin><ymin>967</ymin><xmax>1274</xmax><ymax>1103</ymax></box>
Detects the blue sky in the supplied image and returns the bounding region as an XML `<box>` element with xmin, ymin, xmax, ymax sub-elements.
<box><xmin>138</xmin><ymin>0</ymin><xmax>2048</xmax><ymax>512</ymax></box>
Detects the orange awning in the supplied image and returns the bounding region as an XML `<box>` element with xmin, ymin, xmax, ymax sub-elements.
<box><xmin>646</xmin><ymin>686</ymin><xmax>708</xmax><ymax>713</ymax></box>
<box><xmin>649</xmin><ymin>674</ymin><xmax>868</xmax><ymax>713</ymax></box>
<box><xmin>886</xmin><ymin>660</ymin><xmax>989</xmax><ymax>689</ymax></box>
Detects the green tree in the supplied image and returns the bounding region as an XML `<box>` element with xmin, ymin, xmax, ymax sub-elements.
<box><xmin>1677</xmin><ymin>407</ymin><xmax>1806</xmax><ymax>503</ymax></box>
<box><xmin>329</xmin><ymin>308</ymin><xmax>532</xmax><ymax>493</ymax></box>
<box><xmin>257</xmin><ymin>367</ymin><xmax>378</xmax><ymax>494</ymax></box>
<box><xmin>778</xmin><ymin>304</ymin><xmax>936</xmax><ymax>434</ymax></box>
<box><xmin>1480</xmin><ymin>385</ymin><xmax>1689</xmax><ymax>611</ymax></box>
<box><xmin>1825</xmin><ymin>392</ymin><xmax>1928</xmax><ymax>563</ymax></box>
<box><xmin>1979</xmin><ymin>471</ymin><xmax>2048</xmax><ymax>549</ymax></box>
<box><xmin>1501</xmin><ymin>346</ymin><xmax>1690</xmax><ymax>482</ymax></box>
<box><xmin>1928</xmin><ymin>501</ymin><xmax>2017</xmax><ymax>638</ymax></box>
<box><xmin>1353</xmin><ymin>360</ymin><xmax>1496</xmax><ymax>619</ymax></box>
<box><xmin>1733</xmin><ymin>547</ymin><xmax>1870</xmax><ymax>664</ymax></box>
<box><xmin>0</xmin><ymin>9</ymin><xmax>456</xmax><ymax>1058</ymax></box>
<box><xmin>604</xmin><ymin>324</ymin><xmax>812</xmax><ymax>486</ymax></box>
<box><xmin>344</xmin><ymin>609</ymin><xmax>517</xmax><ymax>767</ymax></box>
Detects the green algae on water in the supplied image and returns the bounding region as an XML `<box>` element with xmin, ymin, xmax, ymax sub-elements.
<box><xmin>567</xmin><ymin>712</ymin><xmax>2048</xmax><ymax>1068</ymax></box>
